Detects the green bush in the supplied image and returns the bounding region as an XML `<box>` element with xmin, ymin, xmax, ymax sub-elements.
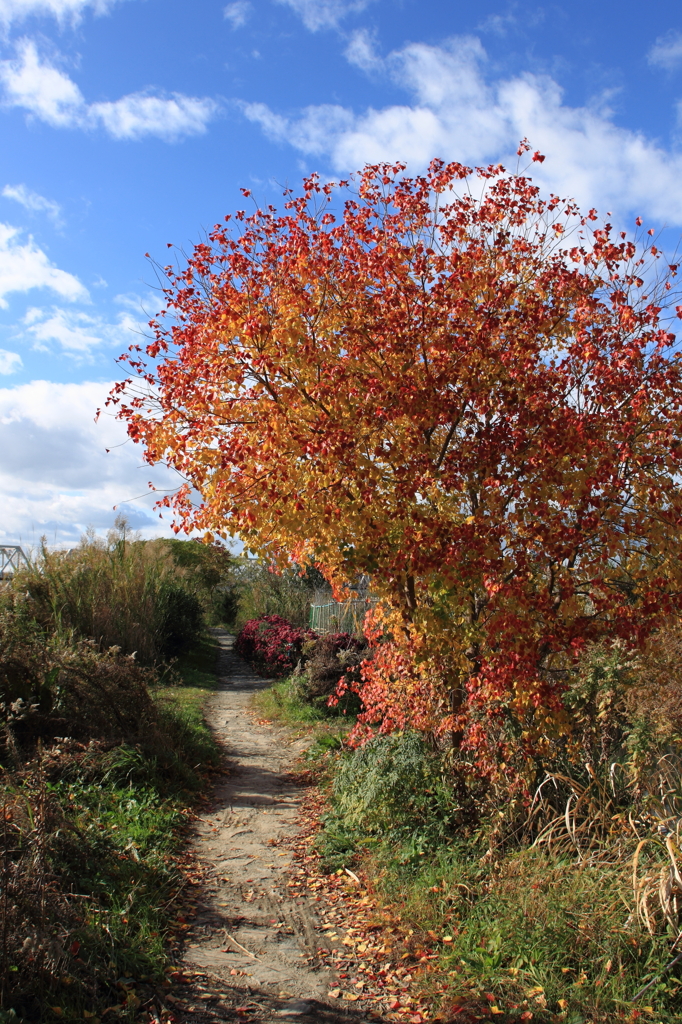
<box><xmin>332</xmin><ymin>732</ymin><xmax>459</xmax><ymax>844</ymax></box>
<box><xmin>162</xmin><ymin>537</ymin><xmax>238</xmax><ymax>626</ymax></box>
<box><xmin>0</xmin><ymin>603</ymin><xmax>225</xmax><ymax>793</ymax></box>
<box><xmin>0</xmin><ymin>608</ymin><xmax>159</xmax><ymax>753</ymax></box>
<box><xmin>154</xmin><ymin>581</ymin><xmax>203</xmax><ymax>657</ymax></box>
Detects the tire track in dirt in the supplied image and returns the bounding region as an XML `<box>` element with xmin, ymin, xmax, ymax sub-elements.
<box><xmin>175</xmin><ymin>630</ymin><xmax>378</xmax><ymax>1024</ymax></box>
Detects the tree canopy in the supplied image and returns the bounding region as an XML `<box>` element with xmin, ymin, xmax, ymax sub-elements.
<box><xmin>110</xmin><ymin>153</ymin><xmax>682</xmax><ymax>771</ymax></box>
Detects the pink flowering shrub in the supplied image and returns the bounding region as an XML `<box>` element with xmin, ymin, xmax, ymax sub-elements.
<box><xmin>235</xmin><ymin>615</ymin><xmax>317</xmax><ymax>676</ymax></box>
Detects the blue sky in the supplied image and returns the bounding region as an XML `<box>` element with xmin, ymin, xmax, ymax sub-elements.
<box><xmin>1</xmin><ymin>0</ymin><xmax>682</xmax><ymax>546</ymax></box>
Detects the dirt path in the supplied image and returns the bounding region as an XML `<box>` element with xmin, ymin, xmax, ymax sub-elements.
<box><xmin>175</xmin><ymin>631</ymin><xmax>376</xmax><ymax>1024</ymax></box>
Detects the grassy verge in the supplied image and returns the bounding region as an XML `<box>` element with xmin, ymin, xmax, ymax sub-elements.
<box><xmin>253</xmin><ymin>674</ymin><xmax>352</xmax><ymax>744</ymax></box>
<box><xmin>1</xmin><ymin>632</ymin><xmax>222</xmax><ymax>1024</ymax></box>
<box><xmin>335</xmin><ymin>836</ymin><xmax>679</xmax><ymax>1023</ymax></box>
<box><xmin>314</xmin><ymin>737</ymin><xmax>682</xmax><ymax>1024</ymax></box>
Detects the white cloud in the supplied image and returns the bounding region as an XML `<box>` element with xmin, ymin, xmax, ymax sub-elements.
<box><xmin>0</xmin><ymin>0</ymin><xmax>120</xmax><ymax>29</ymax></box>
<box><xmin>2</xmin><ymin>183</ymin><xmax>62</xmax><ymax>223</ymax></box>
<box><xmin>0</xmin><ymin>39</ymin><xmax>219</xmax><ymax>140</ymax></box>
<box><xmin>0</xmin><ymin>38</ymin><xmax>84</xmax><ymax>126</ymax></box>
<box><xmin>24</xmin><ymin>306</ymin><xmax>103</xmax><ymax>353</ymax></box>
<box><xmin>0</xmin><ymin>222</ymin><xmax>86</xmax><ymax>307</ymax></box>
<box><xmin>241</xmin><ymin>99</ymin><xmax>295</xmax><ymax>139</ymax></box>
<box><xmin>0</xmin><ymin>378</ymin><xmax>179</xmax><ymax>545</ymax></box>
<box><xmin>276</xmin><ymin>0</ymin><xmax>371</xmax><ymax>32</ymax></box>
<box><xmin>0</xmin><ymin>348</ymin><xmax>21</xmax><ymax>373</ymax></box>
<box><xmin>648</xmin><ymin>31</ymin><xmax>682</xmax><ymax>71</ymax></box>
<box><xmin>113</xmin><ymin>289</ymin><xmax>155</xmax><ymax>318</ymax></box>
<box><xmin>91</xmin><ymin>91</ymin><xmax>218</xmax><ymax>141</ymax></box>
<box><xmin>243</xmin><ymin>34</ymin><xmax>682</xmax><ymax>225</ymax></box>
<box><xmin>224</xmin><ymin>0</ymin><xmax>250</xmax><ymax>28</ymax></box>
<box><xmin>22</xmin><ymin>304</ymin><xmax>142</xmax><ymax>356</ymax></box>
<box><xmin>344</xmin><ymin>27</ymin><xmax>380</xmax><ymax>71</ymax></box>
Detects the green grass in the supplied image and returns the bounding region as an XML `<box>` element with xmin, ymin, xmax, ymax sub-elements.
<box><xmin>2</xmin><ymin>631</ymin><xmax>223</xmax><ymax>1023</ymax></box>
<box><xmin>252</xmin><ymin>675</ymin><xmax>353</xmax><ymax>756</ymax></box>
<box><xmin>255</xmin><ymin>675</ymin><xmax>329</xmax><ymax>725</ymax></box>
<box><xmin>171</xmin><ymin>631</ymin><xmax>223</xmax><ymax>692</ymax></box>
<box><xmin>50</xmin><ymin>779</ymin><xmax>185</xmax><ymax>983</ymax></box>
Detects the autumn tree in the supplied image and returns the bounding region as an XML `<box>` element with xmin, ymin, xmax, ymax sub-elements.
<box><xmin>110</xmin><ymin>153</ymin><xmax>682</xmax><ymax>771</ymax></box>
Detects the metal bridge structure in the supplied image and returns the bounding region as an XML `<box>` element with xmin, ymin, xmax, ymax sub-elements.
<box><xmin>0</xmin><ymin>545</ymin><xmax>29</xmax><ymax>579</ymax></box>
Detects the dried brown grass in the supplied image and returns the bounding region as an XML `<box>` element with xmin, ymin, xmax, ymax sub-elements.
<box><xmin>0</xmin><ymin>755</ymin><xmax>82</xmax><ymax>1014</ymax></box>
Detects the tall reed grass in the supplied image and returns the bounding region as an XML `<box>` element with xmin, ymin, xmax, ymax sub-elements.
<box><xmin>8</xmin><ymin>519</ymin><xmax>236</xmax><ymax>663</ymax></box>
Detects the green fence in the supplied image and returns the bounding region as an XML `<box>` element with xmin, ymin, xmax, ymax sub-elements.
<box><xmin>309</xmin><ymin>596</ymin><xmax>375</xmax><ymax>634</ymax></box>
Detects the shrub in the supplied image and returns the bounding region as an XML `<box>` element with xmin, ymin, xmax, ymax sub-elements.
<box><xmin>230</xmin><ymin>559</ymin><xmax>327</xmax><ymax>629</ymax></box>
<box><xmin>300</xmin><ymin>633</ymin><xmax>368</xmax><ymax>716</ymax></box>
<box><xmin>0</xmin><ymin>714</ymin><xmax>213</xmax><ymax>1020</ymax></box>
<box><xmin>162</xmin><ymin>537</ymin><xmax>238</xmax><ymax>626</ymax></box>
<box><xmin>0</xmin><ymin>608</ymin><xmax>160</xmax><ymax>757</ymax></box>
<box><xmin>0</xmin><ymin>620</ymin><xmax>221</xmax><ymax>1019</ymax></box>
<box><xmin>235</xmin><ymin>614</ymin><xmax>317</xmax><ymax>676</ymax></box>
<box><xmin>154</xmin><ymin>582</ymin><xmax>203</xmax><ymax>657</ymax></box>
<box><xmin>332</xmin><ymin>732</ymin><xmax>459</xmax><ymax>843</ymax></box>
<box><xmin>628</xmin><ymin>622</ymin><xmax>682</xmax><ymax>744</ymax></box>
<box><xmin>0</xmin><ymin>765</ymin><xmax>83</xmax><ymax>1017</ymax></box>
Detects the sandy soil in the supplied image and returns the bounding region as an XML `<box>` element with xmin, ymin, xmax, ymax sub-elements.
<box><xmin>174</xmin><ymin>631</ymin><xmax>376</xmax><ymax>1024</ymax></box>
